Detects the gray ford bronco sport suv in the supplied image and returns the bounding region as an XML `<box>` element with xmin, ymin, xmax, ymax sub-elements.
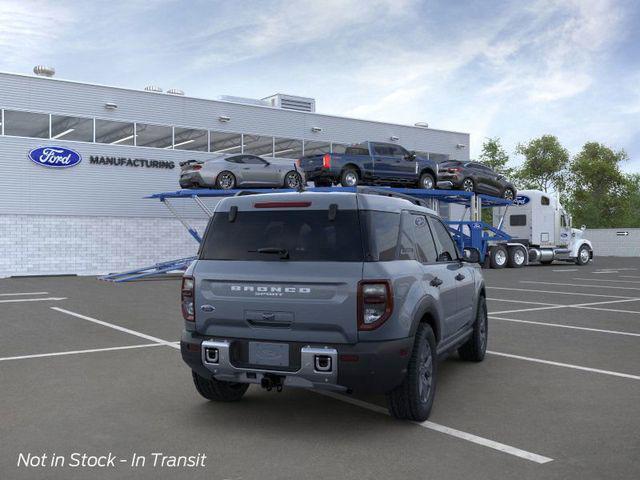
<box><xmin>180</xmin><ymin>188</ymin><xmax>487</xmax><ymax>421</ymax></box>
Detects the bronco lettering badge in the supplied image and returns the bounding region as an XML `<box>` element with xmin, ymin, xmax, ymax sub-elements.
<box><xmin>230</xmin><ymin>285</ymin><xmax>311</xmax><ymax>297</ymax></box>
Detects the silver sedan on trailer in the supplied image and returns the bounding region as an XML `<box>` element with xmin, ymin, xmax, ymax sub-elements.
<box><xmin>179</xmin><ymin>154</ymin><xmax>305</xmax><ymax>190</ymax></box>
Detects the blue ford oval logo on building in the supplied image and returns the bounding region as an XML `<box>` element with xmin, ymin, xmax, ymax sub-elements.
<box><xmin>28</xmin><ymin>146</ymin><xmax>82</xmax><ymax>168</ymax></box>
<box><xmin>514</xmin><ymin>195</ymin><xmax>530</xmax><ymax>206</ymax></box>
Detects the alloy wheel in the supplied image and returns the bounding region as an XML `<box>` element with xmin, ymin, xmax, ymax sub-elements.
<box><xmin>285</xmin><ymin>172</ymin><xmax>301</xmax><ymax>189</ymax></box>
<box><xmin>344</xmin><ymin>172</ymin><xmax>358</xmax><ymax>186</ymax></box>
<box><xmin>218</xmin><ymin>172</ymin><xmax>234</xmax><ymax>189</ymax></box>
<box><xmin>418</xmin><ymin>343</ymin><xmax>433</xmax><ymax>403</ymax></box>
<box><xmin>462</xmin><ymin>179</ymin><xmax>474</xmax><ymax>192</ymax></box>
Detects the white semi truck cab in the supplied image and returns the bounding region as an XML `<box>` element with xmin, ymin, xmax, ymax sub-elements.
<box><xmin>489</xmin><ymin>189</ymin><xmax>593</xmax><ymax>268</ymax></box>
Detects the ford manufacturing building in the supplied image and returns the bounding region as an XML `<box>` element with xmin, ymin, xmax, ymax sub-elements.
<box><xmin>0</xmin><ymin>69</ymin><xmax>470</xmax><ymax>278</ymax></box>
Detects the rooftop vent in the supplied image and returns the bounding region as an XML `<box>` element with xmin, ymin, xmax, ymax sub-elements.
<box><xmin>144</xmin><ymin>85</ymin><xmax>163</xmax><ymax>93</ymax></box>
<box><xmin>167</xmin><ymin>88</ymin><xmax>185</xmax><ymax>96</ymax></box>
<box><xmin>262</xmin><ymin>94</ymin><xmax>316</xmax><ymax>113</ymax></box>
<box><xmin>33</xmin><ymin>65</ymin><xmax>55</xmax><ymax>77</ymax></box>
<box><xmin>219</xmin><ymin>95</ymin><xmax>270</xmax><ymax>107</ymax></box>
<box><xmin>414</xmin><ymin>122</ymin><xmax>429</xmax><ymax>128</ymax></box>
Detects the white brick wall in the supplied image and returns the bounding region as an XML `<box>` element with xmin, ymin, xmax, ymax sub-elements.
<box><xmin>584</xmin><ymin>228</ymin><xmax>640</xmax><ymax>257</ymax></box>
<box><xmin>0</xmin><ymin>215</ymin><xmax>208</xmax><ymax>278</ymax></box>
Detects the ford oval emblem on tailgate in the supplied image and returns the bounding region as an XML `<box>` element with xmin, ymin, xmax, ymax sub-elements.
<box><xmin>28</xmin><ymin>146</ymin><xmax>82</xmax><ymax>168</ymax></box>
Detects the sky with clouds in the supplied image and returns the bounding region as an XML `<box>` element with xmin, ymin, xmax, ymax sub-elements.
<box><xmin>1</xmin><ymin>0</ymin><xmax>638</xmax><ymax>171</ymax></box>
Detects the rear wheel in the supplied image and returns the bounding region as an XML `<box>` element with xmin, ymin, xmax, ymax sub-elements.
<box><xmin>576</xmin><ymin>245</ymin><xmax>591</xmax><ymax>265</ymax></box>
<box><xmin>458</xmin><ymin>295</ymin><xmax>488</xmax><ymax>362</ymax></box>
<box><xmin>192</xmin><ymin>371</ymin><xmax>249</xmax><ymax>402</ymax></box>
<box><xmin>489</xmin><ymin>245</ymin><xmax>508</xmax><ymax>269</ymax></box>
<box><xmin>386</xmin><ymin>323</ymin><xmax>437</xmax><ymax>421</ymax></box>
<box><xmin>419</xmin><ymin>172</ymin><xmax>435</xmax><ymax>190</ymax></box>
<box><xmin>283</xmin><ymin>171</ymin><xmax>303</xmax><ymax>189</ymax></box>
<box><xmin>507</xmin><ymin>246</ymin><xmax>526</xmax><ymax>268</ymax></box>
<box><xmin>502</xmin><ymin>187</ymin><xmax>515</xmax><ymax>201</ymax></box>
<box><xmin>462</xmin><ymin>178</ymin><xmax>475</xmax><ymax>192</ymax></box>
<box><xmin>340</xmin><ymin>168</ymin><xmax>359</xmax><ymax>187</ymax></box>
<box><xmin>216</xmin><ymin>171</ymin><xmax>236</xmax><ymax>190</ymax></box>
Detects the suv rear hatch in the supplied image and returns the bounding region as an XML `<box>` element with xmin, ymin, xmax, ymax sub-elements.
<box><xmin>193</xmin><ymin>194</ymin><xmax>363</xmax><ymax>344</ymax></box>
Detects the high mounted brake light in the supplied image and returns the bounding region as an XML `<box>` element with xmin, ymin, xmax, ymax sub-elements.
<box><xmin>254</xmin><ymin>202</ymin><xmax>311</xmax><ymax>208</ymax></box>
<box><xmin>322</xmin><ymin>153</ymin><xmax>331</xmax><ymax>168</ymax></box>
<box><xmin>181</xmin><ymin>276</ymin><xmax>195</xmax><ymax>322</ymax></box>
<box><xmin>358</xmin><ymin>280</ymin><xmax>393</xmax><ymax>331</ymax></box>
<box><xmin>192</xmin><ymin>165</ymin><xmax>202</xmax><ymax>170</ymax></box>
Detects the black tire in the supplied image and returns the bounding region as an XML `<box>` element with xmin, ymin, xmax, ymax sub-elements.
<box><xmin>458</xmin><ymin>295</ymin><xmax>488</xmax><ymax>362</ymax></box>
<box><xmin>502</xmin><ymin>187</ymin><xmax>515</xmax><ymax>201</ymax></box>
<box><xmin>540</xmin><ymin>260</ymin><xmax>554</xmax><ymax>265</ymax></box>
<box><xmin>419</xmin><ymin>172</ymin><xmax>435</xmax><ymax>190</ymax></box>
<box><xmin>461</xmin><ymin>178</ymin><xmax>475</xmax><ymax>192</ymax></box>
<box><xmin>216</xmin><ymin>171</ymin><xmax>236</xmax><ymax>190</ymax></box>
<box><xmin>386</xmin><ymin>323</ymin><xmax>437</xmax><ymax>421</ymax></box>
<box><xmin>507</xmin><ymin>246</ymin><xmax>526</xmax><ymax>268</ymax></box>
<box><xmin>340</xmin><ymin>167</ymin><xmax>359</xmax><ymax>187</ymax></box>
<box><xmin>576</xmin><ymin>245</ymin><xmax>591</xmax><ymax>265</ymax></box>
<box><xmin>192</xmin><ymin>371</ymin><xmax>249</xmax><ymax>402</ymax></box>
<box><xmin>314</xmin><ymin>179</ymin><xmax>332</xmax><ymax>187</ymax></box>
<box><xmin>489</xmin><ymin>245</ymin><xmax>508</xmax><ymax>269</ymax></box>
<box><xmin>283</xmin><ymin>171</ymin><xmax>303</xmax><ymax>189</ymax></box>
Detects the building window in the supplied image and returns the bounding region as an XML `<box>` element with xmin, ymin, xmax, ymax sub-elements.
<box><xmin>3</xmin><ymin>110</ymin><xmax>49</xmax><ymax>138</ymax></box>
<box><xmin>303</xmin><ymin>140</ymin><xmax>331</xmax><ymax>156</ymax></box>
<box><xmin>210</xmin><ymin>131</ymin><xmax>242</xmax><ymax>154</ymax></box>
<box><xmin>274</xmin><ymin>137</ymin><xmax>303</xmax><ymax>159</ymax></box>
<box><xmin>173</xmin><ymin>127</ymin><xmax>208</xmax><ymax>151</ymax></box>
<box><xmin>95</xmin><ymin>119</ymin><xmax>135</xmax><ymax>145</ymax></box>
<box><xmin>51</xmin><ymin>115</ymin><xmax>93</xmax><ymax>142</ymax></box>
<box><xmin>331</xmin><ymin>143</ymin><xmax>348</xmax><ymax>154</ymax></box>
<box><xmin>135</xmin><ymin>123</ymin><xmax>172</xmax><ymax>149</ymax></box>
<box><xmin>243</xmin><ymin>135</ymin><xmax>274</xmax><ymax>156</ymax></box>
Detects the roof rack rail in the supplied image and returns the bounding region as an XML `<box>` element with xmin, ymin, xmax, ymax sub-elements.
<box><xmin>355</xmin><ymin>186</ymin><xmax>431</xmax><ymax>208</ymax></box>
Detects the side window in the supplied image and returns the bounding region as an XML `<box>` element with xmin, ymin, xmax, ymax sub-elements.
<box><xmin>541</xmin><ymin>196</ymin><xmax>550</xmax><ymax>206</ymax></box>
<box><xmin>412</xmin><ymin>214</ymin><xmax>438</xmax><ymax>263</ymax></box>
<box><xmin>362</xmin><ymin>211</ymin><xmax>401</xmax><ymax>261</ymax></box>
<box><xmin>243</xmin><ymin>155</ymin><xmax>266</xmax><ymax>165</ymax></box>
<box><xmin>397</xmin><ymin>212</ymin><xmax>416</xmax><ymax>261</ymax></box>
<box><xmin>388</xmin><ymin>145</ymin><xmax>406</xmax><ymax>158</ymax></box>
<box><xmin>561</xmin><ymin>215</ymin><xmax>567</xmax><ymax>227</ymax></box>
<box><xmin>373</xmin><ymin>144</ymin><xmax>391</xmax><ymax>156</ymax></box>
<box><xmin>428</xmin><ymin>217</ymin><xmax>458</xmax><ymax>262</ymax></box>
<box><xmin>226</xmin><ymin>156</ymin><xmax>243</xmax><ymax>164</ymax></box>
<box><xmin>510</xmin><ymin>215</ymin><xmax>527</xmax><ymax>226</ymax></box>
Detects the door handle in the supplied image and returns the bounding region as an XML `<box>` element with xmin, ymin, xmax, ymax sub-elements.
<box><xmin>430</xmin><ymin>277</ymin><xmax>443</xmax><ymax>287</ymax></box>
<box><xmin>242</xmin><ymin>167</ymin><xmax>250</xmax><ymax>170</ymax></box>
<box><xmin>455</xmin><ymin>273</ymin><xmax>466</xmax><ymax>281</ymax></box>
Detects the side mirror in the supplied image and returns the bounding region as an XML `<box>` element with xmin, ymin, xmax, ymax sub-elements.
<box><xmin>405</xmin><ymin>152</ymin><xmax>416</xmax><ymax>161</ymax></box>
<box><xmin>581</xmin><ymin>225</ymin><xmax>586</xmax><ymax>231</ymax></box>
<box><xmin>462</xmin><ymin>248</ymin><xmax>480</xmax><ymax>263</ymax></box>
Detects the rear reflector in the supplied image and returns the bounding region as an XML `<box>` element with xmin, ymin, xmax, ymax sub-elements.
<box><xmin>254</xmin><ymin>202</ymin><xmax>311</xmax><ymax>208</ymax></box>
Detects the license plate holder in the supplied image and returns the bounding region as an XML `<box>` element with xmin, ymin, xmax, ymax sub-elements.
<box><xmin>248</xmin><ymin>342</ymin><xmax>289</xmax><ymax>367</ymax></box>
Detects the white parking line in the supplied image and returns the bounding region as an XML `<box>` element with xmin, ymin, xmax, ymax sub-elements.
<box><xmin>487</xmin><ymin>351</ymin><xmax>640</xmax><ymax>381</ymax></box>
<box><xmin>573</xmin><ymin>278</ymin><xmax>640</xmax><ymax>284</ymax></box>
<box><xmin>0</xmin><ymin>292</ymin><xmax>49</xmax><ymax>296</ymax></box>
<box><xmin>490</xmin><ymin>316</ymin><xmax>640</xmax><ymax>338</ymax></box>
<box><xmin>490</xmin><ymin>305</ymin><xmax>566</xmax><ymax>315</ymax></box>
<box><xmin>488</xmin><ymin>286</ymin><xmax>637</xmax><ymax>299</ymax></box>
<box><xmin>521</xmin><ymin>281</ymin><xmax>640</xmax><ymax>291</ymax></box>
<box><xmin>316</xmin><ymin>391</ymin><xmax>553</xmax><ymax>464</ymax></box>
<box><xmin>621</xmin><ymin>275</ymin><xmax>640</xmax><ymax>279</ymax></box>
<box><xmin>0</xmin><ymin>297</ymin><xmax>67</xmax><ymax>304</ymax></box>
<box><xmin>0</xmin><ymin>343</ymin><xmax>164</xmax><ymax>362</ymax></box>
<box><xmin>51</xmin><ymin>307</ymin><xmax>180</xmax><ymax>349</ymax></box>
<box><xmin>490</xmin><ymin>298</ymin><xmax>640</xmax><ymax>316</ymax></box>
<box><xmin>487</xmin><ymin>298</ymin><xmax>559</xmax><ymax>306</ymax></box>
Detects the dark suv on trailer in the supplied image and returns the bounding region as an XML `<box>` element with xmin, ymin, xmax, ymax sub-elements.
<box><xmin>437</xmin><ymin>160</ymin><xmax>517</xmax><ymax>199</ymax></box>
<box><xmin>180</xmin><ymin>188</ymin><xmax>487</xmax><ymax>421</ymax></box>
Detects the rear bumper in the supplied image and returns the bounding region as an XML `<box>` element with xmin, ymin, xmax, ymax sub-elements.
<box><xmin>302</xmin><ymin>167</ymin><xmax>338</xmax><ymax>183</ymax></box>
<box><xmin>181</xmin><ymin>330</ymin><xmax>413</xmax><ymax>394</ymax></box>
<box><xmin>179</xmin><ymin>172</ymin><xmax>207</xmax><ymax>188</ymax></box>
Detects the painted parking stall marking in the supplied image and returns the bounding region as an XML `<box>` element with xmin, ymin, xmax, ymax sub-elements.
<box><xmin>0</xmin><ymin>297</ymin><xmax>67</xmax><ymax>304</ymax></box>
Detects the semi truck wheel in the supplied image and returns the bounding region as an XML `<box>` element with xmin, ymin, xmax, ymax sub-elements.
<box><xmin>386</xmin><ymin>323</ymin><xmax>437</xmax><ymax>422</ymax></box>
<box><xmin>458</xmin><ymin>295</ymin><xmax>488</xmax><ymax>362</ymax></box>
<box><xmin>192</xmin><ymin>371</ymin><xmax>249</xmax><ymax>402</ymax></box>
<box><xmin>576</xmin><ymin>245</ymin><xmax>591</xmax><ymax>265</ymax></box>
<box><xmin>489</xmin><ymin>245</ymin><xmax>507</xmax><ymax>269</ymax></box>
<box><xmin>507</xmin><ymin>246</ymin><xmax>526</xmax><ymax>268</ymax></box>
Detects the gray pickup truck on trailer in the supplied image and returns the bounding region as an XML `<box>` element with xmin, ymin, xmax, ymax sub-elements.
<box><xmin>180</xmin><ymin>188</ymin><xmax>487</xmax><ymax>421</ymax></box>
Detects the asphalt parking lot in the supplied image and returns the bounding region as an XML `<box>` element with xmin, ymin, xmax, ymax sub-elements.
<box><xmin>1</xmin><ymin>257</ymin><xmax>639</xmax><ymax>480</ymax></box>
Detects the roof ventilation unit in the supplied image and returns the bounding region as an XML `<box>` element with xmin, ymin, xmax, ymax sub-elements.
<box><xmin>262</xmin><ymin>94</ymin><xmax>316</xmax><ymax>112</ymax></box>
<box><xmin>167</xmin><ymin>88</ymin><xmax>185</xmax><ymax>96</ymax></box>
<box><xmin>144</xmin><ymin>85</ymin><xmax>163</xmax><ymax>93</ymax></box>
<box><xmin>33</xmin><ymin>65</ymin><xmax>55</xmax><ymax>77</ymax></box>
<box><xmin>219</xmin><ymin>95</ymin><xmax>270</xmax><ymax>107</ymax></box>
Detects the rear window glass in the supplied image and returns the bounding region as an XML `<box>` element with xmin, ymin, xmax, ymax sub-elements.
<box><xmin>200</xmin><ymin>210</ymin><xmax>363</xmax><ymax>262</ymax></box>
<box><xmin>345</xmin><ymin>147</ymin><xmax>369</xmax><ymax>156</ymax></box>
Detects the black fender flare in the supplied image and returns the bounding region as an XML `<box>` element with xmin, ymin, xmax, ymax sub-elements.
<box><xmin>409</xmin><ymin>294</ymin><xmax>443</xmax><ymax>344</ymax></box>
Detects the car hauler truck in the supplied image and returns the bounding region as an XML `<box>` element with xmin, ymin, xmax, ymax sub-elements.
<box><xmin>488</xmin><ymin>189</ymin><xmax>593</xmax><ymax>268</ymax></box>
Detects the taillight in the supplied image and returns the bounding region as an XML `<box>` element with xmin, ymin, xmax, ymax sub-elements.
<box><xmin>193</xmin><ymin>165</ymin><xmax>202</xmax><ymax>170</ymax></box>
<box><xmin>449</xmin><ymin>167</ymin><xmax>461</xmax><ymax>173</ymax></box>
<box><xmin>322</xmin><ymin>153</ymin><xmax>331</xmax><ymax>168</ymax></box>
<box><xmin>181</xmin><ymin>276</ymin><xmax>195</xmax><ymax>322</ymax></box>
<box><xmin>358</xmin><ymin>280</ymin><xmax>393</xmax><ymax>330</ymax></box>
<box><xmin>296</xmin><ymin>158</ymin><xmax>301</xmax><ymax>167</ymax></box>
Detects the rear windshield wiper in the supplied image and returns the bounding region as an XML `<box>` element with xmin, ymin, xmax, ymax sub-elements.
<box><xmin>250</xmin><ymin>247</ymin><xmax>290</xmax><ymax>260</ymax></box>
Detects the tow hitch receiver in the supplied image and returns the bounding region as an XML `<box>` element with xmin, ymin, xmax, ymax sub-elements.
<box><xmin>261</xmin><ymin>374</ymin><xmax>285</xmax><ymax>392</ymax></box>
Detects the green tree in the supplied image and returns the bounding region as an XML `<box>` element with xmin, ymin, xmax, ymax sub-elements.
<box><xmin>566</xmin><ymin>142</ymin><xmax>633</xmax><ymax>228</ymax></box>
<box><xmin>478</xmin><ymin>137</ymin><xmax>514</xmax><ymax>177</ymax></box>
<box><xmin>515</xmin><ymin>135</ymin><xmax>569</xmax><ymax>192</ymax></box>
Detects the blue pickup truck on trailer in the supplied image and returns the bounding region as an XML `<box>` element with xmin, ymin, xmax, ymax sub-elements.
<box><xmin>298</xmin><ymin>141</ymin><xmax>439</xmax><ymax>189</ymax></box>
